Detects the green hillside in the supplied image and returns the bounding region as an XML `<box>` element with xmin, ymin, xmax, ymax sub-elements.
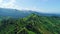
<box><xmin>0</xmin><ymin>14</ymin><xmax>60</xmax><ymax>34</ymax></box>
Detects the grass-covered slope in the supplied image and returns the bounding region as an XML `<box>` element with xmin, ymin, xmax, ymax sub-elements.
<box><xmin>0</xmin><ymin>14</ymin><xmax>60</xmax><ymax>34</ymax></box>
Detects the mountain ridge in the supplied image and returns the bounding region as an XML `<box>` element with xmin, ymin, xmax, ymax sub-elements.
<box><xmin>0</xmin><ymin>13</ymin><xmax>60</xmax><ymax>34</ymax></box>
<box><xmin>0</xmin><ymin>8</ymin><xmax>60</xmax><ymax>18</ymax></box>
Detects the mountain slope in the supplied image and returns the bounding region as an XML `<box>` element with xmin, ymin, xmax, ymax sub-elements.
<box><xmin>0</xmin><ymin>14</ymin><xmax>60</xmax><ymax>34</ymax></box>
<box><xmin>22</xmin><ymin>14</ymin><xmax>60</xmax><ymax>34</ymax></box>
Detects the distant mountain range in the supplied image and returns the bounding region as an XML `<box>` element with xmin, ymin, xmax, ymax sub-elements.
<box><xmin>0</xmin><ymin>8</ymin><xmax>60</xmax><ymax>18</ymax></box>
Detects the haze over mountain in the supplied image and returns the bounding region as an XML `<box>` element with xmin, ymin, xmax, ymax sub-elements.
<box><xmin>0</xmin><ymin>8</ymin><xmax>60</xmax><ymax>18</ymax></box>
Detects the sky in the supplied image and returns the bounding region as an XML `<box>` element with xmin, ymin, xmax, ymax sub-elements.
<box><xmin>0</xmin><ymin>0</ymin><xmax>60</xmax><ymax>13</ymax></box>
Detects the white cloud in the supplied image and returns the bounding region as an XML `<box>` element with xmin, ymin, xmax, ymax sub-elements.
<box><xmin>0</xmin><ymin>0</ymin><xmax>45</xmax><ymax>11</ymax></box>
<box><xmin>0</xmin><ymin>0</ymin><xmax>29</xmax><ymax>10</ymax></box>
<box><xmin>0</xmin><ymin>0</ymin><xmax>19</xmax><ymax>9</ymax></box>
<box><xmin>0</xmin><ymin>0</ymin><xmax>3</xmax><ymax>3</ymax></box>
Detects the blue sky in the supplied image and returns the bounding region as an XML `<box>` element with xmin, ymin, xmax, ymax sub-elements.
<box><xmin>0</xmin><ymin>0</ymin><xmax>60</xmax><ymax>13</ymax></box>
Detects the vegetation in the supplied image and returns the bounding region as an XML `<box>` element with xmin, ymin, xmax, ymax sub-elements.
<box><xmin>0</xmin><ymin>14</ymin><xmax>60</xmax><ymax>34</ymax></box>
